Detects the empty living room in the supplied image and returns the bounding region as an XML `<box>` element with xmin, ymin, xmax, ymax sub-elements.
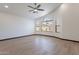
<box><xmin>0</xmin><ymin>3</ymin><xmax>79</xmax><ymax>55</ymax></box>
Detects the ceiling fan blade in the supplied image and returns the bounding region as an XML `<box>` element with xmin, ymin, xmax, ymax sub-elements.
<box><xmin>28</xmin><ymin>5</ymin><xmax>35</xmax><ymax>9</ymax></box>
<box><xmin>34</xmin><ymin>3</ymin><xmax>37</xmax><ymax>5</ymax></box>
<box><xmin>36</xmin><ymin>4</ymin><xmax>41</xmax><ymax>8</ymax></box>
<box><xmin>37</xmin><ymin>9</ymin><xmax>44</xmax><ymax>11</ymax></box>
<box><xmin>33</xmin><ymin>11</ymin><xmax>36</xmax><ymax>13</ymax></box>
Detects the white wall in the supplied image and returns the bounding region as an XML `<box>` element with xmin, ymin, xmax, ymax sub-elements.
<box><xmin>0</xmin><ymin>12</ymin><xmax>34</xmax><ymax>40</ymax></box>
<box><xmin>58</xmin><ymin>4</ymin><xmax>79</xmax><ymax>41</ymax></box>
<box><xmin>35</xmin><ymin>3</ymin><xmax>79</xmax><ymax>41</ymax></box>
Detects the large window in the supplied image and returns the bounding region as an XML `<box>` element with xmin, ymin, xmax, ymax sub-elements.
<box><xmin>35</xmin><ymin>19</ymin><xmax>54</xmax><ymax>32</ymax></box>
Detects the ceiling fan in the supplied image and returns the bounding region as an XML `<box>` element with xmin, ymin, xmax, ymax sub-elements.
<box><xmin>27</xmin><ymin>3</ymin><xmax>44</xmax><ymax>13</ymax></box>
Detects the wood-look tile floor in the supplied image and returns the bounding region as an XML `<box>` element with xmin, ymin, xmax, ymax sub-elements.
<box><xmin>0</xmin><ymin>35</ymin><xmax>79</xmax><ymax>55</ymax></box>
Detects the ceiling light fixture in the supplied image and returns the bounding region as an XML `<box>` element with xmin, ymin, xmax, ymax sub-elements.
<box><xmin>4</xmin><ymin>5</ymin><xmax>8</xmax><ymax>8</ymax></box>
<box><xmin>34</xmin><ymin>9</ymin><xmax>38</xmax><ymax>12</ymax></box>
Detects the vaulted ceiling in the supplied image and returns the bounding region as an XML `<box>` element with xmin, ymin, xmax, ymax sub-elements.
<box><xmin>0</xmin><ymin>3</ymin><xmax>61</xmax><ymax>19</ymax></box>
